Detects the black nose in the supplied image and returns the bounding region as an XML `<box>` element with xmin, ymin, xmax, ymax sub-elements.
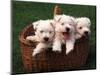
<box><xmin>44</xmin><ymin>37</ymin><xmax>49</xmax><ymax>41</ymax></box>
<box><xmin>84</xmin><ymin>31</ymin><xmax>89</xmax><ymax>35</ymax></box>
<box><xmin>66</xmin><ymin>28</ymin><xmax>70</xmax><ymax>32</ymax></box>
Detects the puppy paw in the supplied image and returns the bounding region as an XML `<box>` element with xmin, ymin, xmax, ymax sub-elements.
<box><xmin>32</xmin><ymin>49</ymin><xmax>39</xmax><ymax>56</ymax></box>
<box><xmin>26</xmin><ymin>36</ymin><xmax>33</xmax><ymax>40</ymax></box>
<box><xmin>52</xmin><ymin>46</ymin><xmax>61</xmax><ymax>52</ymax></box>
<box><xmin>32</xmin><ymin>52</ymin><xmax>36</xmax><ymax>56</ymax></box>
<box><xmin>66</xmin><ymin>42</ymin><xmax>75</xmax><ymax>55</ymax></box>
<box><xmin>53</xmin><ymin>49</ymin><xmax>61</xmax><ymax>52</ymax></box>
<box><xmin>66</xmin><ymin>48</ymin><xmax>73</xmax><ymax>55</ymax></box>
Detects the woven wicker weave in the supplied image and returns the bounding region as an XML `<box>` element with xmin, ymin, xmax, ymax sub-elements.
<box><xmin>19</xmin><ymin>23</ymin><xmax>90</xmax><ymax>72</ymax></box>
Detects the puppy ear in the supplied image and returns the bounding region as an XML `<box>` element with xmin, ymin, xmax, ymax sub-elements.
<box><xmin>75</xmin><ymin>18</ymin><xmax>81</xmax><ymax>26</ymax></box>
<box><xmin>50</xmin><ymin>20</ymin><xmax>55</xmax><ymax>28</ymax></box>
<box><xmin>54</xmin><ymin>15</ymin><xmax>62</xmax><ymax>22</ymax></box>
<box><xmin>76</xmin><ymin>17</ymin><xmax>91</xmax><ymax>26</ymax></box>
<box><xmin>70</xmin><ymin>17</ymin><xmax>76</xmax><ymax>26</ymax></box>
<box><xmin>85</xmin><ymin>17</ymin><xmax>91</xmax><ymax>26</ymax></box>
<box><xmin>75</xmin><ymin>18</ymin><xmax>79</xmax><ymax>24</ymax></box>
<box><xmin>32</xmin><ymin>20</ymin><xmax>40</xmax><ymax>30</ymax></box>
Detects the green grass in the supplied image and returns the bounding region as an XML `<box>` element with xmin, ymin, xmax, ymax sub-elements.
<box><xmin>12</xmin><ymin>1</ymin><xmax>96</xmax><ymax>74</ymax></box>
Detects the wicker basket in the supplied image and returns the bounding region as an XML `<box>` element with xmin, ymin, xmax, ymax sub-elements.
<box><xmin>19</xmin><ymin>23</ymin><xmax>90</xmax><ymax>73</ymax></box>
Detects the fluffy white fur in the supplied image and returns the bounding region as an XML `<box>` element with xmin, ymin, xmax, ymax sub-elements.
<box><xmin>26</xmin><ymin>20</ymin><xmax>55</xmax><ymax>56</ymax></box>
<box><xmin>53</xmin><ymin>14</ymin><xmax>76</xmax><ymax>54</ymax></box>
<box><xmin>75</xmin><ymin>17</ymin><xmax>91</xmax><ymax>39</ymax></box>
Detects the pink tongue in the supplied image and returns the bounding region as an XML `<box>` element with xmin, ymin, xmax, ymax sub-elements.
<box><xmin>63</xmin><ymin>33</ymin><xmax>69</xmax><ymax>40</ymax></box>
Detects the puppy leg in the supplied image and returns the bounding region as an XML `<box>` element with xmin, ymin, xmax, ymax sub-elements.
<box><xmin>66</xmin><ymin>38</ymin><xmax>75</xmax><ymax>54</ymax></box>
<box><xmin>32</xmin><ymin>43</ymin><xmax>46</xmax><ymax>56</ymax></box>
<box><xmin>26</xmin><ymin>35</ymin><xmax>36</xmax><ymax>41</ymax></box>
<box><xmin>52</xmin><ymin>39</ymin><xmax>62</xmax><ymax>52</ymax></box>
<box><xmin>26</xmin><ymin>35</ymin><xmax>37</xmax><ymax>41</ymax></box>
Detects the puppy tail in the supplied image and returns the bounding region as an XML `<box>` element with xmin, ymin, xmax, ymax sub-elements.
<box><xmin>53</xmin><ymin>5</ymin><xmax>62</xmax><ymax>17</ymax></box>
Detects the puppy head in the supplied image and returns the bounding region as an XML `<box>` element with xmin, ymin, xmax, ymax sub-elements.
<box><xmin>76</xmin><ymin>17</ymin><xmax>91</xmax><ymax>37</ymax></box>
<box><xmin>32</xmin><ymin>20</ymin><xmax>55</xmax><ymax>42</ymax></box>
<box><xmin>54</xmin><ymin>14</ymin><xmax>75</xmax><ymax>36</ymax></box>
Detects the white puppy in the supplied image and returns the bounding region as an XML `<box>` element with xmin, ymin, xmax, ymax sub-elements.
<box><xmin>75</xmin><ymin>17</ymin><xmax>91</xmax><ymax>39</ymax></box>
<box><xmin>26</xmin><ymin>20</ymin><xmax>55</xmax><ymax>56</ymax></box>
<box><xmin>53</xmin><ymin>14</ymin><xmax>76</xmax><ymax>54</ymax></box>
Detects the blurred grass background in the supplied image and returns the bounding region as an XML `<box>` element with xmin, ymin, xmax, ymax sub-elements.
<box><xmin>12</xmin><ymin>1</ymin><xmax>96</xmax><ymax>74</ymax></box>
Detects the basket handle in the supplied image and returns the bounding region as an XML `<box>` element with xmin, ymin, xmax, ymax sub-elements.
<box><xmin>19</xmin><ymin>24</ymin><xmax>35</xmax><ymax>46</ymax></box>
<box><xmin>54</xmin><ymin>5</ymin><xmax>62</xmax><ymax>17</ymax></box>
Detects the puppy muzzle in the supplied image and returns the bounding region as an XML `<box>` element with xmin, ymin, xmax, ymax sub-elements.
<box><xmin>66</xmin><ymin>27</ymin><xmax>70</xmax><ymax>32</ymax></box>
<box><xmin>44</xmin><ymin>37</ymin><xmax>49</xmax><ymax>41</ymax></box>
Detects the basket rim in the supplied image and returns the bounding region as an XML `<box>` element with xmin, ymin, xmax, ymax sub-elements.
<box><xmin>19</xmin><ymin>24</ymin><xmax>38</xmax><ymax>46</ymax></box>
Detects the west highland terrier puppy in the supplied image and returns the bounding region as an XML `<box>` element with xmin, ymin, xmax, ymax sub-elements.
<box><xmin>26</xmin><ymin>20</ymin><xmax>55</xmax><ymax>56</ymax></box>
<box><xmin>75</xmin><ymin>17</ymin><xmax>91</xmax><ymax>39</ymax></box>
<box><xmin>52</xmin><ymin>14</ymin><xmax>76</xmax><ymax>55</ymax></box>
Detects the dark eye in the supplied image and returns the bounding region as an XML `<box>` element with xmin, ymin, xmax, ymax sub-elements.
<box><xmin>49</xmin><ymin>31</ymin><xmax>52</xmax><ymax>34</ymax></box>
<box><xmin>40</xmin><ymin>30</ymin><xmax>43</xmax><ymax>33</ymax></box>
<box><xmin>61</xmin><ymin>23</ymin><xmax>64</xmax><ymax>25</ymax></box>
<box><xmin>79</xmin><ymin>27</ymin><xmax>82</xmax><ymax>29</ymax></box>
<box><xmin>69</xmin><ymin>23</ymin><xmax>72</xmax><ymax>25</ymax></box>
